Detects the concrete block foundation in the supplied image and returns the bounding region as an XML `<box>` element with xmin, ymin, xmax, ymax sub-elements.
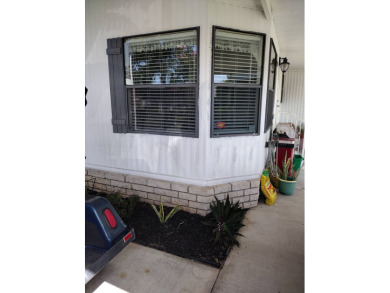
<box><xmin>85</xmin><ymin>168</ymin><xmax>260</xmax><ymax>216</ymax></box>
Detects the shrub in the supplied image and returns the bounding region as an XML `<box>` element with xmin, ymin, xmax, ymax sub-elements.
<box><xmin>125</xmin><ymin>195</ymin><xmax>140</xmax><ymax>219</ymax></box>
<box><xmin>105</xmin><ymin>193</ymin><xmax>140</xmax><ymax>220</ymax></box>
<box><xmin>150</xmin><ymin>197</ymin><xmax>181</xmax><ymax>224</ymax></box>
<box><xmin>202</xmin><ymin>195</ymin><xmax>245</xmax><ymax>247</ymax></box>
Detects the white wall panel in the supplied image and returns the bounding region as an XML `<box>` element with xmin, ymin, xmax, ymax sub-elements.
<box><xmin>85</xmin><ymin>0</ymin><xmax>274</xmax><ymax>185</ymax></box>
<box><xmin>205</xmin><ymin>0</ymin><xmax>270</xmax><ymax>183</ymax></box>
<box><xmin>279</xmin><ymin>70</ymin><xmax>305</xmax><ymax>121</ymax></box>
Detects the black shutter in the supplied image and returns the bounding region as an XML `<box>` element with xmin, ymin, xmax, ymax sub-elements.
<box><xmin>264</xmin><ymin>38</ymin><xmax>277</xmax><ymax>133</ymax></box>
<box><xmin>264</xmin><ymin>89</ymin><xmax>275</xmax><ymax>132</ymax></box>
<box><xmin>106</xmin><ymin>38</ymin><xmax>128</xmax><ymax>133</ymax></box>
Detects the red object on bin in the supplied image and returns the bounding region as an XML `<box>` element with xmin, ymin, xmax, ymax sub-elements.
<box><xmin>124</xmin><ymin>232</ymin><xmax>132</xmax><ymax>242</ymax></box>
<box><xmin>103</xmin><ymin>208</ymin><xmax>117</xmax><ymax>228</ymax></box>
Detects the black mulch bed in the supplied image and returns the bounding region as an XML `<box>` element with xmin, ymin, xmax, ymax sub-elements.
<box><xmin>86</xmin><ymin>190</ymin><xmax>247</xmax><ymax>268</ymax></box>
<box><xmin>126</xmin><ymin>202</ymin><xmax>234</xmax><ymax>268</ymax></box>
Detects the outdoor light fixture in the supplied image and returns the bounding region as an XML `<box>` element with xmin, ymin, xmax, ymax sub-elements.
<box><xmin>279</xmin><ymin>57</ymin><xmax>290</xmax><ymax>103</ymax></box>
<box><xmin>279</xmin><ymin>57</ymin><xmax>290</xmax><ymax>73</ymax></box>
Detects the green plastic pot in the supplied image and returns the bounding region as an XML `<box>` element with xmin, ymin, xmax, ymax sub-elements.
<box><xmin>278</xmin><ymin>178</ymin><xmax>297</xmax><ymax>195</ymax></box>
<box><xmin>293</xmin><ymin>155</ymin><xmax>304</xmax><ymax>172</ymax></box>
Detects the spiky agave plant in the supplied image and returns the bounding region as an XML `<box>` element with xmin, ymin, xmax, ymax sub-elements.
<box><xmin>202</xmin><ymin>195</ymin><xmax>245</xmax><ymax>247</ymax></box>
<box><xmin>277</xmin><ymin>152</ymin><xmax>291</xmax><ymax>180</ymax></box>
<box><xmin>150</xmin><ymin>196</ymin><xmax>181</xmax><ymax>224</ymax></box>
<box><xmin>277</xmin><ymin>153</ymin><xmax>302</xmax><ymax>181</ymax></box>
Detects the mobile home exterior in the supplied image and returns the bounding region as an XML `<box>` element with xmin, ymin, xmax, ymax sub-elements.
<box><xmin>85</xmin><ymin>0</ymin><xmax>291</xmax><ymax>215</ymax></box>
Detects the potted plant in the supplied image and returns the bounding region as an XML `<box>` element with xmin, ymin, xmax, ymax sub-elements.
<box><xmin>277</xmin><ymin>153</ymin><xmax>302</xmax><ymax>195</ymax></box>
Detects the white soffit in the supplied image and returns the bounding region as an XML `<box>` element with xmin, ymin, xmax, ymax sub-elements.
<box><xmin>269</xmin><ymin>0</ymin><xmax>304</xmax><ymax>70</ymax></box>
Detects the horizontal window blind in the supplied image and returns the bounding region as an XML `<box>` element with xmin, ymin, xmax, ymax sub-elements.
<box><xmin>213</xmin><ymin>87</ymin><xmax>259</xmax><ymax>135</ymax></box>
<box><xmin>128</xmin><ymin>87</ymin><xmax>197</xmax><ymax>136</ymax></box>
<box><xmin>212</xmin><ymin>27</ymin><xmax>264</xmax><ymax>136</ymax></box>
<box><xmin>214</xmin><ymin>29</ymin><xmax>262</xmax><ymax>84</ymax></box>
<box><xmin>124</xmin><ymin>30</ymin><xmax>197</xmax><ymax>85</ymax></box>
<box><xmin>124</xmin><ymin>28</ymin><xmax>198</xmax><ymax>137</ymax></box>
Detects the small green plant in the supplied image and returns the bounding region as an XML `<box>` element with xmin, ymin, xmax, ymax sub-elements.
<box><xmin>150</xmin><ymin>197</ymin><xmax>181</xmax><ymax>224</ymax></box>
<box><xmin>126</xmin><ymin>195</ymin><xmax>140</xmax><ymax>218</ymax></box>
<box><xmin>277</xmin><ymin>153</ymin><xmax>301</xmax><ymax>181</ymax></box>
<box><xmin>105</xmin><ymin>193</ymin><xmax>140</xmax><ymax>220</ymax></box>
<box><xmin>105</xmin><ymin>193</ymin><xmax>123</xmax><ymax>208</ymax></box>
<box><xmin>202</xmin><ymin>195</ymin><xmax>245</xmax><ymax>247</ymax></box>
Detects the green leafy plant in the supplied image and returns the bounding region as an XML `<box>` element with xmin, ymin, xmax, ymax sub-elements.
<box><xmin>125</xmin><ymin>195</ymin><xmax>140</xmax><ymax>218</ymax></box>
<box><xmin>202</xmin><ymin>195</ymin><xmax>245</xmax><ymax>247</ymax></box>
<box><xmin>277</xmin><ymin>153</ymin><xmax>301</xmax><ymax>181</ymax></box>
<box><xmin>150</xmin><ymin>197</ymin><xmax>181</xmax><ymax>224</ymax></box>
<box><xmin>105</xmin><ymin>193</ymin><xmax>140</xmax><ymax>220</ymax></box>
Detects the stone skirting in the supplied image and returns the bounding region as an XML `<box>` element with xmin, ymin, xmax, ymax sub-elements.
<box><xmin>85</xmin><ymin>168</ymin><xmax>260</xmax><ymax>216</ymax></box>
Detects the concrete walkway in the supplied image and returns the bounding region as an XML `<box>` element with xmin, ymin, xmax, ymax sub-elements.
<box><xmin>85</xmin><ymin>242</ymin><xmax>219</xmax><ymax>293</ymax></box>
<box><xmin>212</xmin><ymin>169</ymin><xmax>305</xmax><ymax>293</ymax></box>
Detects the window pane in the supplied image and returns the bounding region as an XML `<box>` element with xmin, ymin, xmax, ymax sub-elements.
<box><xmin>214</xmin><ymin>29</ymin><xmax>263</xmax><ymax>84</ymax></box>
<box><xmin>124</xmin><ymin>30</ymin><xmax>198</xmax><ymax>85</ymax></box>
<box><xmin>128</xmin><ymin>87</ymin><xmax>197</xmax><ymax>136</ymax></box>
<box><xmin>213</xmin><ymin>86</ymin><xmax>259</xmax><ymax>135</ymax></box>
